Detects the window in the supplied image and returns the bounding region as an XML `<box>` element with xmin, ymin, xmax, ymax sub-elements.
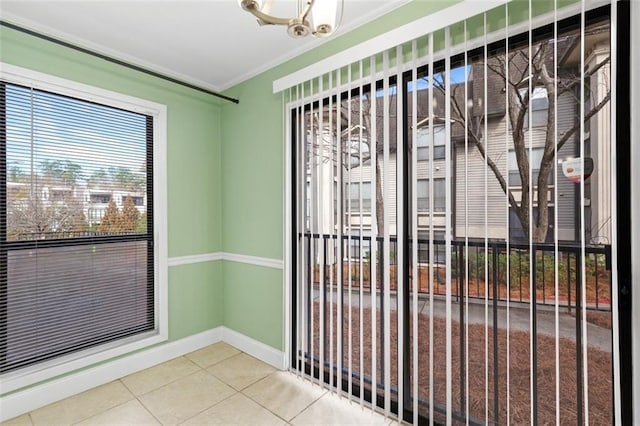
<box><xmin>90</xmin><ymin>193</ymin><xmax>111</xmax><ymax>204</ymax></box>
<box><xmin>416</xmin><ymin>125</ymin><xmax>446</xmax><ymax>161</ymax></box>
<box><xmin>508</xmin><ymin>148</ymin><xmax>545</xmax><ymax>186</ymax></box>
<box><xmin>417</xmin><ymin>178</ymin><xmax>445</xmax><ymax>212</ymax></box>
<box><xmin>417</xmin><ymin>179</ymin><xmax>429</xmax><ymax>211</ymax></box>
<box><xmin>122</xmin><ymin>195</ymin><xmax>144</xmax><ymax>206</ymax></box>
<box><xmin>519</xmin><ymin>86</ymin><xmax>549</xmax><ymax>128</ymax></box>
<box><xmin>507</xmin><ymin>147</ymin><xmax>554</xmax><ymax>188</ymax></box>
<box><xmin>348</xmin><ymin>181</ymin><xmax>371</xmax><ymax>212</ymax></box>
<box><xmin>1</xmin><ymin>64</ymin><xmax>167</xmax><ymax>387</ymax></box>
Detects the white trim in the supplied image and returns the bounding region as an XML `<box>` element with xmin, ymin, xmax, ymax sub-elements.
<box><xmin>273</xmin><ymin>0</ymin><xmax>511</xmax><ymax>93</ymax></box>
<box><xmin>609</xmin><ymin>1</ymin><xmax>620</xmax><ymax>424</ymax></box>
<box><xmin>221</xmin><ymin>327</ymin><xmax>286</xmax><ymax>371</ymax></box>
<box><xmin>283</xmin><ymin>93</ymin><xmax>293</xmax><ymax>373</ymax></box>
<box><xmin>0</xmin><ymin>62</ymin><xmax>169</xmax><ymax>396</ymax></box>
<box><xmin>154</xmin><ymin>73</ymin><xmax>170</xmax><ymax>366</ymax></box>
<box><xmin>0</xmin><ymin>326</ymin><xmax>287</xmax><ymax>422</ymax></box>
<box><xmin>0</xmin><ymin>332</ymin><xmax>167</xmax><ymax>395</ymax></box>
<box><xmin>0</xmin><ymin>12</ymin><xmax>227</xmax><ymax>95</ymax></box>
<box><xmin>222</xmin><ymin>252</ymin><xmax>284</xmax><ymax>270</ymax></box>
<box><xmin>0</xmin><ymin>328</ymin><xmax>223</xmax><ymax>422</ymax></box>
<box><xmin>631</xmin><ymin>0</ymin><xmax>640</xmax><ymax>419</ymax></box>
<box><xmin>168</xmin><ymin>252</ymin><xmax>223</xmax><ymax>267</ymax></box>
<box><xmin>167</xmin><ymin>252</ymin><xmax>284</xmax><ymax>270</ymax></box>
<box><xmin>0</xmin><ymin>62</ymin><xmax>165</xmax><ymax>116</ymax></box>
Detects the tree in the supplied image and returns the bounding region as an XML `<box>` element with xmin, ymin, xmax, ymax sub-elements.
<box><xmin>6</xmin><ymin>161</ymin><xmax>87</xmax><ymax>240</ymax></box>
<box><xmin>305</xmin><ymin>24</ymin><xmax>610</xmax><ymax>244</ymax></box>
<box><xmin>307</xmin><ymin>91</ymin><xmax>396</xmax><ymax>236</ymax></box>
<box><xmin>359</xmin><ymin>93</ymin><xmax>390</xmax><ymax>236</ymax></box>
<box><xmin>7</xmin><ymin>191</ymin><xmax>87</xmax><ymax>239</ymax></box>
<box><xmin>434</xmin><ymin>26</ymin><xmax>610</xmax><ymax>242</ymax></box>
<box><xmin>98</xmin><ymin>198</ymin><xmax>121</xmax><ymax>233</ymax></box>
<box><xmin>120</xmin><ymin>196</ymin><xmax>140</xmax><ymax>232</ymax></box>
<box><xmin>8</xmin><ymin>165</ymin><xmax>26</xmax><ymax>183</ymax></box>
<box><xmin>136</xmin><ymin>213</ymin><xmax>148</xmax><ymax>233</ymax></box>
<box><xmin>40</xmin><ymin>159</ymin><xmax>83</xmax><ymax>186</ymax></box>
<box><xmin>108</xmin><ymin>166</ymin><xmax>145</xmax><ymax>191</ymax></box>
<box><xmin>88</xmin><ymin>168</ymin><xmax>108</xmax><ymax>188</ymax></box>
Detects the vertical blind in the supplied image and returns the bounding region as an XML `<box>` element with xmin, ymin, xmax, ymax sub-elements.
<box><xmin>287</xmin><ymin>0</ymin><xmax>624</xmax><ymax>424</ymax></box>
<box><xmin>0</xmin><ymin>82</ymin><xmax>154</xmax><ymax>374</ymax></box>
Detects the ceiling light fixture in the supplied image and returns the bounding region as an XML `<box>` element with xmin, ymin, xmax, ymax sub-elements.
<box><xmin>238</xmin><ymin>0</ymin><xmax>343</xmax><ymax>38</ymax></box>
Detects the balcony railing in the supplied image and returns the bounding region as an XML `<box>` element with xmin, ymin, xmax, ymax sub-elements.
<box><xmin>301</xmin><ymin>233</ymin><xmax>611</xmax><ymax>312</ymax></box>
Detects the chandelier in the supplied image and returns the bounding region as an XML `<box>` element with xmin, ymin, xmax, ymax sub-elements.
<box><xmin>237</xmin><ymin>0</ymin><xmax>343</xmax><ymax>38</ymax></box>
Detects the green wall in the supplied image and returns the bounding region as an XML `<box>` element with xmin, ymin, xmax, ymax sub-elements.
<box><xmin>0</xmin><ymin>26</ymin><xmax>225</xmax><ymax>395</ymax></box>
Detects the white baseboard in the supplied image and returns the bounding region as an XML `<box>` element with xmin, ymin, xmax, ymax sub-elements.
<box><xmin>220</xmin><ymin>327</ymin><xmax>286</xmax><ymax>370</ymax></box>
<box><xmin>0</xmin><ymin>326</ymin><xmax>286</xmax><ymax>422</ymax></box>
<box><xmin>0</xmin><ymin>327</ymin><xmax>223</xmax><ymax>422</ymax></box>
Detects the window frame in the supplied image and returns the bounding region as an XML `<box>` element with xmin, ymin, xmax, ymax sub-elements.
<box><xmin>518</xmin><ymin>86</ymin><xmax>549</xmax><ymax>128</ymax></box>
<box><xmin>0</xmin><ymin>63</ymin><xmax>168</xmax><ymax>393</ymax></box>
<box><xmin>347</xmin><ymin>181</ymin><xmax>372</xmax><ymax>213</ymax></box>
<box><xmin>507</xmin><ymin>147</ymin><xmax>547</xmax><ymax>187</ymax></box>
<box><xmin>416</xmin><ymin>124</ymin><xmax>446</xmax><ymax>161</ymax></box>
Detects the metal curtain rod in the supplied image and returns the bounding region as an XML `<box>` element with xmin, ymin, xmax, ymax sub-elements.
<box><xmin>0</xmin><ymin>20</ymin><xmax>240</xmax><ymax>104</ymax></box>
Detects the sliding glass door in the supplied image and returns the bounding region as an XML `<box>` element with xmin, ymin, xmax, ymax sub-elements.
<box><xmin>289</xmin><ymin>1</ymin><xmax>631</xmax><ymax>424</ymax></box>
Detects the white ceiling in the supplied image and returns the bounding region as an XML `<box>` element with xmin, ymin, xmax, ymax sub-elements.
<box><xmin>0</xmin><ymin>1</ymin><xmax>410</xmax><ymax>93</ymax></box>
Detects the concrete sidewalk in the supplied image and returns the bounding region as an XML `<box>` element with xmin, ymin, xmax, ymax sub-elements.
<box><xmin>311</xmin><ymin>288</ymin><xmax>612</xmax><ymax>352</ymax></box>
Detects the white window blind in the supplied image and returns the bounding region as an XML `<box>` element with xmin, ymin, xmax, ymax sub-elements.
<box><xmin>0</xmin><ymin>80</ymin><xmax>155</xmax><ymax>375</ymax></box>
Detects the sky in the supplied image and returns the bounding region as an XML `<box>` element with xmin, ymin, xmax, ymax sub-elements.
<box><xmin>5</xmin><ymin>83</ymin><xmax>147</xmax><ymax>185</ymax></box>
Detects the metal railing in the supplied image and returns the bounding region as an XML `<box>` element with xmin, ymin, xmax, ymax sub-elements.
<box><xmin>301</xmin><ymin>233</ymin><xmax>611</xmax><ymax>312</ymax></box>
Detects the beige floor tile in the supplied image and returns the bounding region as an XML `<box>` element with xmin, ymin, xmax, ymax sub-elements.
<box><xmin>242</xmin><ymin>372</ymin><xmax>325</xmax><ymax>422</ymax></box>
<box><xmin>30</xmin><ymin>381</ymin><xmax>134</xmax><ymax>426</ymax></box>
<box><xmin>138</xmin><ymin>370</ymin><xmax>235</xmax><ymax>425</ymax></box>
<box><xmin>181</xmin><ymin>393</ymin><xmax>286</xmax><ymax>426</ymax></box>
<box><xmin>75</xmin><ymin>400</ymin><xmax>159</xmax><ymax>425</ymax></box>
<box><xmin>207</xmin><ymin>353</ymin><xmax>276</xmax><ymax>390</ymax></box>
<box><xmin>184</xmin><ymin>342</ymin><xmax>240</xmax><ymax>368</ymax></box>
<box><xmin>0</xmin><ymin>414</ymin><xmax>33</xmax><ymax>426</ymax></box>
<box><xmin>121</xmin><ymin>357</ymin><xmax>200</xmax><ymax>396</ymax></box>
<box><xmin>290</xmin><ymin>392</ymin><xmax>388</xmax><ymax>426</ymax></box>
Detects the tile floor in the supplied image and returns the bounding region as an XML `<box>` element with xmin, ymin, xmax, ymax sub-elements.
<box><xmin>3</xmin><ymin>343</ymin><xmax>393</xmax><ymax>426</ymax></box>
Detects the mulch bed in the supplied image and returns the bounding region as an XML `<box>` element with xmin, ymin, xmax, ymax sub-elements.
<box><xmin>304</xmin><ymin>302</ymin><xmax>612</xmax><ymax>424</ymax></box>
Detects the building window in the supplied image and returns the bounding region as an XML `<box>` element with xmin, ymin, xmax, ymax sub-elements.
<box><xmin>1</xmin><ymin>65</ymin><xmax>166</xmax><ymax>385</ymax></box>
<box><xmin>90</xmin><ymin>193</ymin><xmax>111</xmax><ymax>204</ymax></box>
<box><xmin>416</xmin><ymin>125</ymin><xmax>446</xmax><ymax>161</ymax></box>
<box><xmin>508</xmin><ymin>148</ymin><xmax>545</xmax><ymax>186</ymax></box>
<box><xmin>520</xmin><ymin>86</ymin><xmax>549</xmax><ymax>128</ymax></box>
<box><xmin>417</xmin><ymin>178</ymin><xmax>445</xmax><ymax>212</ymax></box>
<box><xmin>122</xmin><ymin>195</ymin><xmax>144</xmax><ymax>206</ymax></box>
<box><xmin>348</xmin><ymin>181</ymin><xmax>372</xmax><ymax>212</ymax></box>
